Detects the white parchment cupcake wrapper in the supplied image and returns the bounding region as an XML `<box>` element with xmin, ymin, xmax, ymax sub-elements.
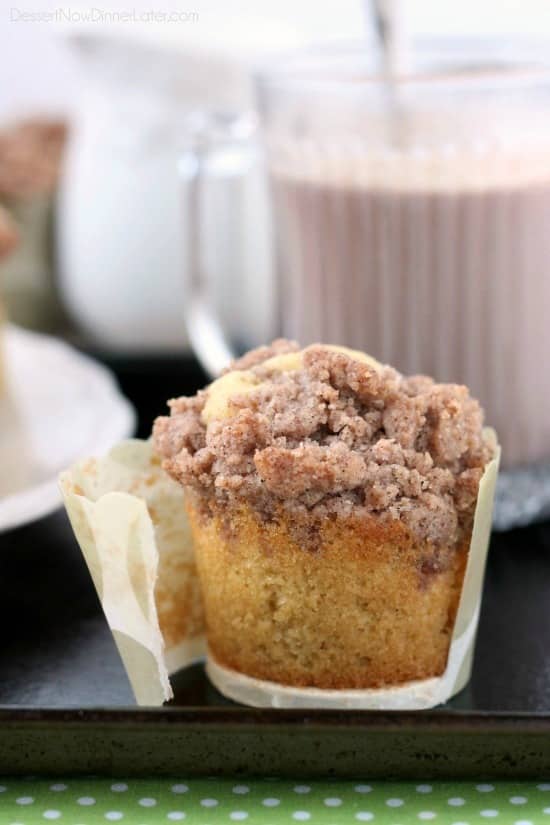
<box><xmin>60</xmin><ymin>431</ymin><xmax>499</xmax><ymax>710</ymax></box>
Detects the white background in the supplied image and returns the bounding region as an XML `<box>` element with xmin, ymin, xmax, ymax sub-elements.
<box><xmin>2</xmin><ymin>0</ymin><xmax>550</xmax><ymax>121</ymax></box>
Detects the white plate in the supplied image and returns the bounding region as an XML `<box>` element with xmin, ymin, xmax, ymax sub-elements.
<box><xmin>0</xmin><ymin>325</ymin><xmax>135</xmax><ymax>532</ymax></box>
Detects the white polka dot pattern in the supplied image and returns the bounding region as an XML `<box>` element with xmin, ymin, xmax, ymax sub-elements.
<box><xmin>0</xmin><ymin>777</ymin><xmax>547</xmax><ymax>822</ymax></box>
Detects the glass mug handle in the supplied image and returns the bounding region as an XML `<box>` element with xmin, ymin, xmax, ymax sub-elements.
<box><xmin>180</xmin><ymin>113</ymin><xmax>269</xmax><ymax>378</ymax></box>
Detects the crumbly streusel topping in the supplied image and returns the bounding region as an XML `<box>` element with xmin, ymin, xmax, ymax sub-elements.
<box><xmin>153</xmin><ymin>340</ymin><xmax>492</xmax><ymax>546</ymax></box>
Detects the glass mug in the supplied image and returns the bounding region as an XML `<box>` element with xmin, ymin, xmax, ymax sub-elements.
<box><xmin>180</xmin><ymin>43</ymin><xmax>550</xmax><ymax>477</ymax></box>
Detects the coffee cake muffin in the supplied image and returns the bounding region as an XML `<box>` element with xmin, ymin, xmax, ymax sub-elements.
<box><xmin>0</xmin><ymin>204</ymin><xmax>18</xmax><ymax>395</ymax></box>
<box><xmin>0</xmin><ymin>119</ymin><xmax>67</xmax><ymax>331</ymax></box>
<box><xmin>153</xmin><ymin>341</ymin><xmax>496</xmax><ymax>690</ymax></box>
<box><xmin>0</xmin><ymin>205</ymin><xmax>18</xmax><ymax>260</ymax></box>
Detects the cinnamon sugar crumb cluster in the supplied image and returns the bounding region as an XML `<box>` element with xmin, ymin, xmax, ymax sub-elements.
<box><xmin>153</xmin><ymin>340</ymin><xmax>492</xmax><ymax>546</ymax></box>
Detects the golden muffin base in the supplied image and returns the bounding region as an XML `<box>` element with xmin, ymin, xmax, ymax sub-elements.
<box><xmin>186</xmin><ymin>498</ymin><xmax>468</xmax><ymax>690</ymax></box>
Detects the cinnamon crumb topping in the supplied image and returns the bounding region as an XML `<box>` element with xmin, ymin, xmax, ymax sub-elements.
<box><xmin>154</xmin><ymin>341</ymin><xmax>492</xmax><ymax>546</ymax></box>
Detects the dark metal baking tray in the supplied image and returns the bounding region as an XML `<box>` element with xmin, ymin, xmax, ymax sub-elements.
<box><xmin>1</xmin><ymin>504</ymin><xmax>549</xmax><ymax>778</ymax></box>
<box><xmin>0</xmin><ymin>355</ymin><xmax>549</xmax><ymax>778</ymax></box>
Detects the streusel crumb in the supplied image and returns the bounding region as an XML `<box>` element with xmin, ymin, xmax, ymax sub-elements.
<box><xmin>154</xmin><ymin>342</ymin><xmax>491</xmax><ymax>546</ymax></box>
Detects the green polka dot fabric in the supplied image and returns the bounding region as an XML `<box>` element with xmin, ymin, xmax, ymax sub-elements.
<box><xmin>0</xmin><ymin>780</ymin><xmax>549</xmax><ymax>824</ymax></box>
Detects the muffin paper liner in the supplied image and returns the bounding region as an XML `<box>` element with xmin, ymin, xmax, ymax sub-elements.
<box><xmin>59</xmin><ymin>440</ymin><xmax>205</xmax><ymax>705</ymax></box>
<box><xmin>60</xmin><ymin>431</ymin><xmax>499</xmax><ymax>710</ymax></box>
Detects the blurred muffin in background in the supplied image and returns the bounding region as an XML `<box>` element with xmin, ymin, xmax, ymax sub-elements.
<box><xmin>0</xmin><ymin>205</ymin><xmax>18</xmax><ymax>260</ymax></box>
<box><xmin>0</xmin><ymin>119</ymin><xmax>68</xmax><ymax>332</ymax></box>
<box><xmin>0</xmin><ymin>204</ymin><xmax>18</xmax><ymax>394</ymax></box>
<box><xmin>0</xmin><ymin>120</ymin><xmax>66</xmax><ymax>198</ymax></box>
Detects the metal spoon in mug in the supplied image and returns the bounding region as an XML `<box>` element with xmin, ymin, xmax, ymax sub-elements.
<box><xmin>370</xmin><ymin>0</ymin><xmax>411</xmax><ymax>78</ymax></box>
<box><xmin>369</xmin><ymin>0</ymin><xmax>412</xmax><ymax>147</ymax></box>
